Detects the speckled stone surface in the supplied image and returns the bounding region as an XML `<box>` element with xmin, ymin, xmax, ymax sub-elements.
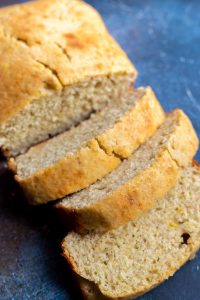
<box><xmin>0</xmin><ymin>1</ymin><xmax>200</xmax><ymax>299</ymax></box>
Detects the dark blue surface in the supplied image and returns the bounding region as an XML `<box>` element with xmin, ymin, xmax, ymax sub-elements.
<box><xmin>0</xmin><ymin>1</ymin><xmax>200</xmax><ymax>299</ymax></box>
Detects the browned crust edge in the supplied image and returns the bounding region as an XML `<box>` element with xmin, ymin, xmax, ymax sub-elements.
<box><xmin>13</xmin><ymin>87</ymin><xmax>165</xmax><ymax>205</ymax></box>
<box><xmin>0</xmin><ymin>0</ymin><xmax>136</xmax><ymax>125</ymax></box>
<box><xmin>57</xmin><ymin>149</ymin><xmax>180</xmax><ymax>232</ymax></box>
<box><xmin>56</xmin><ymin>109</ymin><xmax>199</xmax><ymax>231</ymax></box>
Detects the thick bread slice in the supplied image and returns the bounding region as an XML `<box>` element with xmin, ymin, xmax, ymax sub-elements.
<box><xmin>0</xmin><ymin>0</ymin><xmax>136</xmax><ymax>157</ymax></box>
<box><xmin>62</xmin><ymin>163</ymin><xmax>200</xmax><ymax>300</ymax></box>
<box><xmin>56</xmin><ymin>110</ymin><xmax>198</xmax><ymax>232</ymax></box>
<box><xmin>10</xmin><ymin>87</ymin><xmax>164</xmax><ymax>205</ymax></box>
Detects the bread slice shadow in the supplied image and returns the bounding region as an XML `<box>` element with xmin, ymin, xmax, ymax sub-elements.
<box><xmin>0</xmin><ymin>160</ymin><xmax>80</xmax><ymax>300</ymax></box>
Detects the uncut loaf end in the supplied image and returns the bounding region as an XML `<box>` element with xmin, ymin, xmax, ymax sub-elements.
<box><xmin>0</xmin><ymin>0</ymin><xmax>136</xmax><ymax>157</ymax></box>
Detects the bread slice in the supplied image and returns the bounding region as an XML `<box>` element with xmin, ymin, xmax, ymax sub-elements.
<box><xmin>62</xmin><ymin>163</ymin><xmax>200</xmax><ymax>300</ymax></box>
<box><xmin>56</xmin><ymin>110</ymin><xmax>198</xmax><ymax>232</ymax></box>
<box><xmin>0</xmin><ymin>0</ymin><xmax>136</xmax><ymax>157</ymax></box>
<box><xmin>10</xmin><ymin>87</ymin><xmax>164</xmax><ymax>205</ymax></box>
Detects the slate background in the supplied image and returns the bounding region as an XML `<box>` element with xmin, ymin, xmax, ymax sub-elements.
<box><xmin>0</xmin><ymin>0</ymin><xmax>200</xmax><ymax>299</ymax></box>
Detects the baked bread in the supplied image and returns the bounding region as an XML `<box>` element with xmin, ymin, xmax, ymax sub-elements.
<box><xmin>62</xmin><ymin>162</ymin><xmax>200</xmax><ymax>300</ymax></box>
<box><xmin>0</xmin><ymin>0</ymin><xmax>136</xmax><ymax>157</ymax></box>
<box><xmin>56</xmin><ymin>109</ymin><xmax>198</xmax><ymax>232</ymax></box>
<box><xmin>10</xmin><ymin>87</ymin><xmax>165</xmax><ymax>205</ymax></box>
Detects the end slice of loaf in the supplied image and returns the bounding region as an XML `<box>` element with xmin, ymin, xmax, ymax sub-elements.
<box><xmin>56</xmin><ymin>109</ymin><xmax>198</xmax><ymax>231</ymax></box>
<box><xmin>10</xmin><ymin>87</ymin><xmax>164</xmax><ymax>205</ymax></box>
<box><xmin>0</xmin><ymin>0</ymin><xmax>136</xmax><ymax>157</ymax></box>
<box><xmin>62</xmin><ymin>162</ymin><xmax>200</xmax><ymax>300</ymax></box>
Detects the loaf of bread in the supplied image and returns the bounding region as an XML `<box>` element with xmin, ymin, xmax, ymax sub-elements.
<box><xmin>1</xmin><ymin>1</ymin><xmax>200</xmax><ymax>300</ymax></box>
<box><xmin>10</xmin><ymin>87</ymin><xmax>165</xmax><ymax>205</ymax></box>
<box><xmin>56</xmin><ymin>109</ymin><xmax>198</xmax><ymax>232</ymax></box>
<box><xmin>0</xmin><ymin>0</ymin><xmax>136</xmax><ymax>157</ymax></box>
<box><xmin>62</xmin><ymin>163</ymin><xmax>200</xmax><ymax>299</ymax></box>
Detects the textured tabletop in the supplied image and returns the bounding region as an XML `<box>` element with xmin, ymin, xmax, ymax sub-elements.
<box><xmin>0</xmin><ymin>0</ymin><xmax>200</xmax><ymax>299</ymax></box>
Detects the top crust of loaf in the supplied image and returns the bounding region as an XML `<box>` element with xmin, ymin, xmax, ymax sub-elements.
<box><xmin>0</xmin><ymin>0</ymin><xmax>136</xmax><ymax>124</ymax></box>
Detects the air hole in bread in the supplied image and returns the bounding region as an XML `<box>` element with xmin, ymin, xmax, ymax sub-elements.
<box><xmin>181</xmin><ymin>233</ymin><xmax>190</xmax><ymax>245</ymax></box>
<box><xmin>95</xmin><ymin>82</ymin><xmax>102</xmax><ymax>88</ymax></box>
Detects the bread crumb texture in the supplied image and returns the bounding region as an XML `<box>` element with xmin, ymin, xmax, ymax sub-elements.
<box><xmin>0</xmin><ymin>0</ymin><xmax>136</xmax><ymax>156</ymax></box>
<box><xmin>14</xmin><ymin>87</ymin><xmax>165</xmax><ymax>204</ymax></box>
<box><xmin>57</xmin><ymin>109</ymin><xmax>198</xmax><ymax>231</ymax></box>
<box><xmin>63</xmin><ymin>164</ymin><xmax>200</xmax><ymax>299</ymax></box>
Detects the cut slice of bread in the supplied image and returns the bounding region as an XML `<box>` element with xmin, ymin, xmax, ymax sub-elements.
<box><xmin>10</xmin><ymin>87</ymin><xmax>164</xmax><ymax>205</ymax></box>
<box><xmin>62</xmin><ymin>163</ymin><xmax>200</xmax><ymax>300</ymax></box>
<box><xmin>0</xmin><ymin>0</ymin><xmax>136</xmax><ymax>157</ymax></box>
<box><xmin>56</xmin><ymin>110</ymin><xmax>198</xmax><ymax>232</ymax></box>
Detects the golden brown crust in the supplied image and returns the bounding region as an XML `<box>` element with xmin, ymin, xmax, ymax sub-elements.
<box><xmin>14</xmin><ymin>87</ymin><xmax>165</xmax><ymax>204</ymax></box>
<box><xmin>59</xmin><ymin>149</ymin><xmax>180</xmax><ymax>231</ymax></box>
<box><xmin>97</xmin><ymin>87</ymin><xmax>165</xmax><ymax>158</ymax></box>
<box><xmin>166</xmin><ymin>110</ymin><xmax>199</xmax><ymax>168</ymax></box>
<box><xmin>0</xmin><ymin>0</ymin><xmax>136</xmax><ymax>124</ymax></box>
<box><xmin>17</xmin><ymin>139</ymin><xmax>121</xmax><ymax>205</ymax></box>
<box><xmin>57</xmin><ymin>110</ymin><xmax>199</xmax><ymax>231</ymax></box>
<box><xmin>0</xmin><ymin>27</ymin><xmax>60</xmax><ymax>124</ymax></box>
